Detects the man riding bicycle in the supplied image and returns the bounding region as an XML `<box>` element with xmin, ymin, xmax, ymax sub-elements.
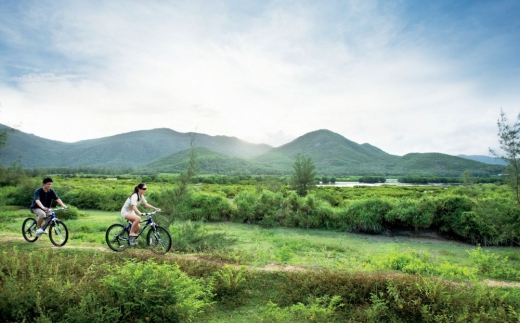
<box><xmin>30</xmin><ymin>177</ymin><xmax>67</xmax><ymax>235</ymax></box>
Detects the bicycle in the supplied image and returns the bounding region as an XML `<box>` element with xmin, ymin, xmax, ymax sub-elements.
<box><xmin>105</xmin><ymin>210</ymin><xmax>172</xmax><ymax>254</ymax></box>
<box><xmin>22</xmin><ymin>207</ymin><xmax>69</xmax><ymax>247</ymax></box>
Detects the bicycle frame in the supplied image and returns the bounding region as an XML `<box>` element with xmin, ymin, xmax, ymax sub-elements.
<box><xmin>106</xmin><ymin>210</ymin><xmax>172</xmax><ymax>254</ymax></box>
<box><xmin>124</xmin><ymin>214</ymin><xmax>158</xmax><ymax>238</ymax></box>
<box><xmin>22</xmin><ymin>207</ymin><xmax>69</xmax><ymax>247</ymax></box>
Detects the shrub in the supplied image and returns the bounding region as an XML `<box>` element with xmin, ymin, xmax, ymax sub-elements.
<box><xmin>431</xmin><ymin>195</ymin><xmax>475</xmax><ymax>237</ymax></box>
<box><xmin>169</xmin><ymin>221</ymin><xmax>237</xmax><ymax>253</ymax></box>
<box><xmin>55</xmin><ymin>205</ymin><xmax>82</xmax><ymax>220</ymax></box>
<box><xmin>342</xmin><ymin>197</ymin><xmax>392</xmax><ymax>233</ymax></box>
<box><xmin>101</xmin><ymin>260</ymin><xmax>213</xmax><ymax>322</ymax></box>
<box><xmin>184</xmin><ymin>191</ymin><xmax>234</xmax><ymax>221</ymax></box>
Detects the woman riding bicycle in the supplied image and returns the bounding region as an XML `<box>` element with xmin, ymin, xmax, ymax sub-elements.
<box><xmin>121</xmin><ymin>183</ymin><xmax>160</xmax><ymax>246</ymax></box>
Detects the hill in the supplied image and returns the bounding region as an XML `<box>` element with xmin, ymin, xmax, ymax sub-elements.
<box><xmin>0</xmin><ymin>124</ymin><xmax>504</xmax><ymax>176</ymax></box>
<box><xmin>458</xmin><ymin>154</ymin><xmax>508</xmax><ymax>166</ymax></box>
<box><xmin>144</xmin><ymin>147</ymin><xmax>282</xmax><ymax>175</ymax></box>
<box><xmin>252</xmin><ymin>129</ymin><xmax>399</xmax><ymax>174</ymax></box>
<box><xmin>0</xmin><ymin>124</ymin><xmax>271</xmax><ymax>168</ymax></box>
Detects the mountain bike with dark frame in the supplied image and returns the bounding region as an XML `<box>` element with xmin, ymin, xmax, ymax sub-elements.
<box><xmin>105</xmin><ymin>210</ymin><xmax>172</xmax><ymax>254</ymax></box>
<box><xmin>22</xmin><ymin>207</ymin><xmax>69</xmax><ymax>247</ymax></box>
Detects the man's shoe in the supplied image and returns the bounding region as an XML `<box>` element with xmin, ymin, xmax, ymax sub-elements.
<box><xmin>36</xmin><ymin>228</ymin><xmax>47</xmax><ymax>235</ymax></box>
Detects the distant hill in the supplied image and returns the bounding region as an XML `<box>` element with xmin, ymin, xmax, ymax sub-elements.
<box><xmin>144</xmin><ymin>147</ymin><xmax>282</xmax><ymax>175</ymax></box>
<box><xmin>252</xmin><ymin>129</ymin><xmax>399</xmax><ymax>174</ymax></box>
<box><xmin>457</xmin><ymin>154</ymin><xmax>508</xmax><ymax>166</ymax></box>
<box><xmin>0</xmin><ymin>124</ymin><xmax>505</xmax><ymax>176</ymax></box>
<box><xmin>0</xmin><ymin>124</ymin><xmax>271</xmax><ymax>168</ymax></box>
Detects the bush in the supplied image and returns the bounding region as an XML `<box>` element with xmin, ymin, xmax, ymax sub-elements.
<box><xmin>184</xmin><ymin>191</ymin><xmax>235</xmax><ymax>221</ymax></box>
<box><xmin>342</xmin><ymin>197</ymin><xmax>392</xmax><ymax>234</ymax></box>
<box><xmin>101</xmin><ymin>260</ymin><xmax>213</xmax><ymax>322</ymax></box>
<box><xmin>55</xmin><ymin>205</ymin><xmax>82</xmax><ymax>220</ymax></box>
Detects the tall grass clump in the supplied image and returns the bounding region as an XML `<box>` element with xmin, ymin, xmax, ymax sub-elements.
<box><xmin>169</xmin><ymin>220</ymin><xmax>237</xmax><ymax>253</ymax></box>
<box><xmin>468</xmin><ymin>245</ymin><xmax>520</xmax><ymax>281</ymax></box>
<box><xmin>0</xmin><ymin>248</ymin><xmax>214</xmax><ymax>322</ymax></box>
<box><xmin>341</xmin><ymin>197</ymin><xmax>392</xmax><ymax>233</ymax></box>
<box><xmin>101</xmin><ymin>260</ymin><xmax>213</xmax><ymax>322</ymax></box>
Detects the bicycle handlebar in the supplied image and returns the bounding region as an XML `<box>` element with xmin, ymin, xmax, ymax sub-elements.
<box><xmin>48</xmin><ymin>207</ymin><xmax>67</xmax><ymax>212</ymax></box>
<box><xmin>143</xmin><ymin>210</ymin><xmax>161</xmax><ymax>217</ymax></box>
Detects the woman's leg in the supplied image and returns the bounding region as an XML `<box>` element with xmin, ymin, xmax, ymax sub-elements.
<box><xmin>124</xmin><ymin>213</ymin><xmax>141</xmax><ymax>236</ymax></box>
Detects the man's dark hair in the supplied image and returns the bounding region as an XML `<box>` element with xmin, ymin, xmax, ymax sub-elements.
<box><xmin>43</xmin><ymin>177</ymin><xmax>53</xmax><ymax>184</ymax></box>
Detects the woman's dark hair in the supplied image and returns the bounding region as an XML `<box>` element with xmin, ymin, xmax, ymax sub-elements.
<box><xmin>130</xmin><ymin>183</ymin><xmax>146</xmax><ymax>201</ymax></box>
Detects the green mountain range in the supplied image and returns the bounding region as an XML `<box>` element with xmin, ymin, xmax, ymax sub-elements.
<box><xmin>0</xmin><ymin>124</ymin><xmax>504</xmax><ymax>176</ymax></box>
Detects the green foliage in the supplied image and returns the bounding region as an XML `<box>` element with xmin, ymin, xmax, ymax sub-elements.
<box><xmin>489</xmin><ymin>109</ymin><xmax>520</xmax><ymax>203</ymax></box>
<box><xmin>212</xmin><ymin>265</ymin><xmax>247</xmax><ymax>304</ymax></box>
<box><xmin>430</xmin><ymin>195</ymin><xmax>475</xmax><ymax>236</ymax></box>
<box><xmin>55</xmin><ymin>205</ymin><xmax>82</xmax><ymax>220</ymax></box>
<box><xmin>233</xmin><ymin>190</ymin><xmax>259</xmax><ymax>223</ymax></box>
<box><xmin>169</xmin><ymin>221</ymin><xmax>237</xmax><ymax>253</ymax></box>
<box><xmin>359</xmin><ymin>176</ymin><xmax>386</xmax><ymax>183</ymax></box>
<box><xmin>6</xmin><ymin>177</ymin><xmax>40</xmax><ymax>206</ymax></box>
<box><xmin>101</xmin><ymin>260</ymin><xmax>212</xmax><ymax>322</ymax></box>
<box><xmin>385</xmin><ymin>198</ymin><xmax>433</xmax><ymax>231</ymax></box>
<box><xmin>257</xmin><ymin>295</ymin><xmax>343</xmax><ymax>323</ymax></box>
<box><xmin>365</xmin><ymin>248</ymin><xmax>477</xmax><ymax>279</ymax></box>
<box><xmin>468</xmin><ymin>245</ymin><xmax>520</xmax><ymax>281</ymax></box>
<box><xmin>290</xmin><ymin>153</ymin><xmax>317</xmax><ymax>197</ymax></box>
<box><xmin>341</xmin><ymin>197</ymin><xmax>393</xmax><ymax>233</ymax></box>
<box><xmin>182</xmin><ymin>191</ymin><xmax>235</xmax><ymax>221</ymax></box>
<box><xmin>0</xmin><ymin>161</ymin><xmax>27</xmax><ymax>187</ymax></box>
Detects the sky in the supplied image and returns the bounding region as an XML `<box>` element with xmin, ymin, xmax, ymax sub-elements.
<box><xmin>1</xmin><ymin>0</ymin><xmax>519</xmax><ymax>156</ymax></box>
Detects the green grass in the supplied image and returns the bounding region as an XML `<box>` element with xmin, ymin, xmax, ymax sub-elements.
<box><xmin>2</xmin><ymin>207</ymin><xmax>518</xmax><ymax>282</ymax></box>
<box><xmin>2</xmin><ymin>207</ymin><xmax>520</xmax><ymax>322</ymax></box>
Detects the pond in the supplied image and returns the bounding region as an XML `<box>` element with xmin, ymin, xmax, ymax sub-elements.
<box><xmin>317</xmin><ymin>181</ymin><xmax>457</xmax><ymax>187</ymax></box>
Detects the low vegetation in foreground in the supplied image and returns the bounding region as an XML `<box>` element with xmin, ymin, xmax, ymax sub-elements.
<box><xmin>1</xmin><ymin>208</ymin><xmax>520</xmax><ymax>322</ymax></box>
<box><xmin>2</xmin><ymin>176</ymin><xmax>520</xmax><ymax>322</ymax></box>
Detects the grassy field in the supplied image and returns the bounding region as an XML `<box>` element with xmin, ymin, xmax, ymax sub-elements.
<box><xmin>2</xmin><ymin>207</ymin><xmax>520</xmax><ymax>322</ymax></box>
<box><xmin>2</xmin><ymin>207</ymin><xmax>519</xmax><ymax>281</ymax></box>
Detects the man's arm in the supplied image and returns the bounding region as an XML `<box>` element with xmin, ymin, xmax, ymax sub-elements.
<box><xmin>55</xmin><ymin>198</ymin><xmax>67</xmax><ymax>208</ymax></box>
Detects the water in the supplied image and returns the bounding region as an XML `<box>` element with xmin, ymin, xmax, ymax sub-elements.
<box><xmin>317</xmin><ymin>181</ymin><xmax>454</xmax><ymax>187</ymax></box>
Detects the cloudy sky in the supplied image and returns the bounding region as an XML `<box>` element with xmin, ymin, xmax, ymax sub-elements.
<box><xmin>1</xmin><ymin>0</ymin><xmax>519</xmax><ymax>156</ymax></box>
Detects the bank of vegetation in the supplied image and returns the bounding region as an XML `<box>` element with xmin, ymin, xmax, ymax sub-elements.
<box><xmin>3</xmin><ymin>175</ymin><xmax>519</xmax><ymax>247</ymax></box>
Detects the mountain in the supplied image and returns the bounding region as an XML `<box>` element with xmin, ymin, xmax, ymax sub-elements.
<box><xmin>458</xmin><ymin>154</ymin><xmax>508</xmax><ymax>166</ymax></box>
<box><xmin>0</xmin><ymin>124</ymin><xmax>271</xmax><ymax>168</ymax></box>
<box><xmin>0</xmin><ymin>124</ymin><xmax>505</xmax><ymax>176</ymax></box>
<box><xmin>251</xmin><ymin>129</ymin><xmax>399</xmax><ymax>174</ymax></box>
<box><xmin>145</xmin><ymin>147</ymin><xmax>282</xmax><ymax>175</ymax></box>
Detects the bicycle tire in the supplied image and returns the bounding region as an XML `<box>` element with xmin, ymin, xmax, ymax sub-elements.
<box><xmin>106</xmin><ymin>224</ymin><xmax>129</xmax><ymax>252</ymax></box>
<box><xmin>22</xmin><ymin>218</ymin><xmax>39</xmax><ymax>242</ymax></box>
<box><xmin>49</xmin><ymin>220</ymin><xmax>69</xmax><ymax>247</ymax></box>
<box><xmin>147</xmin><ymin>226</ymin><xmax>172</xmax><ymax>254</ymax></box>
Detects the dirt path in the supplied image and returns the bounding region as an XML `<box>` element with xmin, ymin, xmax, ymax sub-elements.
<box><xmin>2</xmin><ymin>232</ymin><xmax>518</xmax><ymax>288</ymax></box>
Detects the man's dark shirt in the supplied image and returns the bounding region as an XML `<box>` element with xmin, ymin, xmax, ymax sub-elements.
<box><xmin>30</xmin><ymin>188</ymin><xmax>59</xmax><ymax>210</ymax></box>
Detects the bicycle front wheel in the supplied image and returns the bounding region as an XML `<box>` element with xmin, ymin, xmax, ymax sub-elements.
<box><xmin>147</xmin><ymin>226</ymin><xmax>172</xmax><ymax>254</ymax></box>
<box><xmin>49</xmin><ymin>220</ymin><xmax>69</xmax><ymax>247</ymax></box>
<box><xmin>22</xmin><ymin>218</ymin><xmax>39</xmax><ymax>242</ymax></box>
<box><xmin>106</xmin><ymin>224</ymin><xmax>129</xmax><ymax>252</ymax></box>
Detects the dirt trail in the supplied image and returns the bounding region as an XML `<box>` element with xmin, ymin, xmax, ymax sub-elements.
<box><xmin>2</xmin><ymin>233</ymin><xmax>518</xmax><ymax>288</ymax></box>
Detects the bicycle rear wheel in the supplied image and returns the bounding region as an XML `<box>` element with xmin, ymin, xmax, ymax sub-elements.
<box><xmin>49</xmin><ymin>220</ymin><xmax>69</xmax><ymax>247</ymax></box>
<box><xmin>22</xmin><ymin>218</ymin><xmax>39</xmax><ymax>242</ymax></box>
<box><xmin>147</xmin><ymin>226</ymin><xmax>172</xmax><ymax>254</ymax></box>
<box><xmin>106</xmin><ymin>224</ymin><xmax>129</xmax><ymax>252</ymax></box>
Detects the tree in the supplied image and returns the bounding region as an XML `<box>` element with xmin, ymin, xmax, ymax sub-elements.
<box><xmin>290</xmin><ymin>153</ymin><xmax>316</xmax><ymax>196</ymax></box>
<box><xmin>0</xmin><ymin>130</ymin><xmax>6</xmax><ymax>149</ymax></box>
<box><xmin>489</xmin><ymin>109</ymin><xmax>520</xmax><ymax>204</ymax></box>
<box><xmin>157</xmin><ymin>132</ymin><xmax>197</xmax><ymax>225</ymax></box>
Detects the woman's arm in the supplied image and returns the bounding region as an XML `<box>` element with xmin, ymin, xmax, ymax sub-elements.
<box><xmin>144</xmin><ymin>202</ymin><xmax>160</xmax><ymax>211</ymax></box>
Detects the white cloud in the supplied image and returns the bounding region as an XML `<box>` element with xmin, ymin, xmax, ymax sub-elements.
<box><xmin>0</xmin><ymin>0</ymin><xmax>519</xmax><ymax>156</ymax></box>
